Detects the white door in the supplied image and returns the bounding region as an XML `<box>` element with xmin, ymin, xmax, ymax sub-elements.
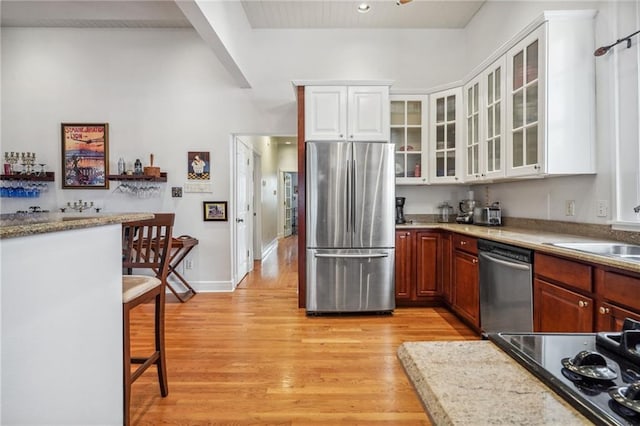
<box><xmin>235</xmin><ymin>140</ymin><xmax>252</xmax><ymax>285</ymax></box>
<box><xmin>284</xmin><ymin>173</ymin><xmax>292</xmax><ymax>237</ymax></box>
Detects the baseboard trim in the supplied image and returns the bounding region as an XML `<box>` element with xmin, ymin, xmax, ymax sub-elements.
<box><xmin>168</xmin><ymin>278</ymin><xmax>235</xmax><ymax>293</ymax></box>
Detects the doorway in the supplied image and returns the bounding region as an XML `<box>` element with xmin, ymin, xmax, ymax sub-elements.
<box><xmin>232</xmin><ymin>135</ymin><xmax>298</xmax><ymax>287</ymax></box>
<box><xmin>281</xmin><ymin>171</ymin><xmax>298</xmax><ymax>238</ymax></box>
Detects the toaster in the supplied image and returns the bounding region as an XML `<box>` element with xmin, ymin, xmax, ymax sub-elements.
<box><xmin>473</xmin><ymin>204</ymin><xmax>502</xmax><ymax>226</ymax></box>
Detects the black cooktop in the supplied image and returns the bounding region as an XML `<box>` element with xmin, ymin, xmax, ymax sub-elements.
<box><xmin>489</xmin><ymin>332</ymin><xmax>640</xmax><ymax>426</ymax></box>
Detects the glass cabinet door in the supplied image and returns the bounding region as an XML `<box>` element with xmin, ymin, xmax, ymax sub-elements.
<box><xmin>391</xmin><ymin>95</ymin><xmax>428</xmax><ymax>184</ymax></box>
<box><xmin>508</xmin><ymin>26</ymin><xmax>544</xmax><ymax>176</ymax></box>
<box><xmin>430</xmin><ymin>88</ymin><xmax>462</xmax><ymax>183</ymax></box>
<box><xmin>483</xmin><ymin>57</ymin><xmax>506</xmax><ymax>179</ymax></box>
<box><xmin>464</xmin><ymin>80</ymin><xmax>481</xmax><ymax>181</ymax></box>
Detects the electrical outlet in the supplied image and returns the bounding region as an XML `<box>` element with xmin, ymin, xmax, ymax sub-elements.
<box><xmin>185</xmin><ymin>260</ymin><xmax>193</xmax><ymax>270</ymax></box>
<box><xmin>565</xmin><ymin>200</ymin><xmax>576</xmax><ymax>216</ymax></box>
<box><xmin>597</xmin><ymin>200</ymin><xmax>609</xmax><ymax>217</ymax></box>
<box><xmin>171</xmin><ymin>187</ymin><xmax>183</xmax><ymax>198</ymax></box>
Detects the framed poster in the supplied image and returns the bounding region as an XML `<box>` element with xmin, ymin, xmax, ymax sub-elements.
<box><xmin>188</xmin><ymin>151</ymin><xmax>210</xmax><ymax>180</ymax></box>
<box><xmin>203</xmin><ymin>201</ymin><xmax>227</xmax><ymax>221</ymax></box>
<box><xmin>61</xmin><ymin>123</ymin><xmax>109</xmax><ymax>189</ymax></box>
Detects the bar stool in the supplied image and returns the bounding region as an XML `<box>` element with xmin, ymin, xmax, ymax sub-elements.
<box><xmin>121</xmin><ymin>213</ymin><xmax>174</xmax><ymax>426</ymax></box>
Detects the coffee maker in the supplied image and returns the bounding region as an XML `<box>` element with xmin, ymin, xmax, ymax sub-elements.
<box><xmin>456</xmin><ymin>199</ymin><xmax>476</xmax><ymax>224</ymax></box>
<box><xmin>396</xmin><ymin>197</ymin><xmax>406</xmax><ymax>224</ymax></box>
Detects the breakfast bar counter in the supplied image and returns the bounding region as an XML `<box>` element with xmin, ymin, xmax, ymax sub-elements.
<box><xmin>398</xmin><ymin>340</ymin><xmax>590</xmax><ymax>425</ymax></box>
<box><xmin>0</xmin><ymin>212</ymin><xmax>152</xmax><ymax>425</ymax></box>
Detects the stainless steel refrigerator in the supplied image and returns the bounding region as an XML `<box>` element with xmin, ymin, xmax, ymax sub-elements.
<box><xmin>306</xmin><ymin>140</ymin><xmax>395</xmax><ymax>313</ymax></box>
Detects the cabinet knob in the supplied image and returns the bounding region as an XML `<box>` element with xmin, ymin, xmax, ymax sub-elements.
<box><xmin>599</xmin><ymin>306</ymin><xmax>610</xmax><ymax>314</ymax></box>
<box><xmin>349</xmin><ymin>135</ymin><xmax>354</xmax><ymax>139</ymax></box>
<box><xmin>339</xmin><ymin>134</ymin><xmax>344</xmax><ymax>138</ymax></box>
<box><xmin>472</xmin><ymin>258</ymin><xmax>478</xmax><ymax>264</ymax></box>
<box><xmin>460</xmin><ymin>241</ymin><xmax>467</xmax><ymax>245</ymax></box>
<box><xmin>578</xmin><ymin>300</ymin><xmax>589</xmax><ymax>308</ymax></box>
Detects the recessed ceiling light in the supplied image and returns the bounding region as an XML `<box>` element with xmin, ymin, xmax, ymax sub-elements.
<box><xmin>357</xmin><ymin>3</ymin><xmax>371</xmax><ymax>13</ymax></box>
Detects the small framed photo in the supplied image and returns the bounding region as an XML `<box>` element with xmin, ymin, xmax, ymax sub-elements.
<box><xmin>203</xmin><ymin>201</ymin><xmax>227</xmax><ymax>221</ymax></box>
<box><xmin>61</xmin><ymin>123</ymin><xmax>109</xmax><ymax>189</ymax></box>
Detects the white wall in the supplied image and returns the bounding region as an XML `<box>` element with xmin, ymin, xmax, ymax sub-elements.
<box><xmin>1</xmin><ymin>28</ymin><xmax>266</xmax><ymax>289</ymax></box>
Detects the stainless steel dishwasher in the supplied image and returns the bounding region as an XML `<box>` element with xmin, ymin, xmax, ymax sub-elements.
<box><xmin>478</xmin><ymin>239</ymin><xmax>533</xmax><ymax>334</ymax></box>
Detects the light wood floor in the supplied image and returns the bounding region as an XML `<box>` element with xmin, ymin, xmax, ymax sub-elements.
<box><xmin>130</xmin><ymin>236</ymin><xmax>478</xmax><ymax>425</ymax></box>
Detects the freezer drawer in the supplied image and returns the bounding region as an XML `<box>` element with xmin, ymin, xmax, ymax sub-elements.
<box><xmin>306</xmin><ymin>249</ymin><xmax>395</xmax><ymax>313</ymax></box>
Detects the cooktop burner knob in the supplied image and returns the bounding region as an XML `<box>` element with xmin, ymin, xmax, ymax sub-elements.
<box><xmin>572</xmin><ymin>350</ymin><xmax>607</xmax><ymax>367</ymax></box>
<box><xmin>625</xmin><ymin>382</ymin><xmax>640</xmax><ymax>401</ymax></box>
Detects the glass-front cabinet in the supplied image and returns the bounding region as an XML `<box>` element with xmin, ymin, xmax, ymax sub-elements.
<box><xmin>483</xmin><ymin>57</ymin><xmax>506</xmax><ymax>180</ymax></box>
<box><xmin>463</xmin><ymin>78</ymin><xmax>481</xmax><ymax>182</ymax></box>
<box><xmin>391</xmin><ymin>95</ymin><xmax>428</xmax><ymax>184</ymax></box>
<box><xmin>430</xmin><ymin>88</ymin><xmax>462</xmax><ymax>183</ymax></box>
<box><xmin>506</xmin><ymin>26</ymin><xmax>544</xmax><ymax>177</ymax></box>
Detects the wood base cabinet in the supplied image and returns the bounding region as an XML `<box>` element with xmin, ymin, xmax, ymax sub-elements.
<box><xmin>596</xmin><ymin>302</ymin><xmax>640</xmax><ymax>332</ymax></box>
<box><xmin>595</xmin><ymin>269</ymin><xmax>640</xmax><ymax>331</ymax></box>
<box><xmin>395</xmin><ymin>229</ymin><xmax>445</xmax><ymax>305</ymax></box>
<box><xmin>534</xmin><ymin>278</ymin><xmax>593</xmax><ymax>332</ymax></box>
<box><xmin>452</xmin><ymin>234</ymin><xmax>479</xmax><ymax>328</ymax></box>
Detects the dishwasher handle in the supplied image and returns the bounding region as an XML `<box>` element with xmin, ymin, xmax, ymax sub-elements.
<box><xmin>480</xmin><ymin>252</ymin><xmax>531</xmax><ymax>271</ymax></box>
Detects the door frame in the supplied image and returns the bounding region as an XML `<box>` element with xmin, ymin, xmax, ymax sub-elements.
<box><xmin>231</xmin><ymin>135</ymin><xmax>256</xmax><ymax>287</ymax></box>
<box><xmin>278</xmin><ymin>169</ymin><xmax>298</xmax><ymax>239</ymax></box>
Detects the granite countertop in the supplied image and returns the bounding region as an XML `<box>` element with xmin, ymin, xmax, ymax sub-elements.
<box><xmin>0</xmin><ymin>212</ymin><xmax>155</xmax><ymax>239</ymax></box>
<box><xmin>397</xmin><ymin>341</ymin><xmax>590</xmax><ymax>425</ymax></box>
<box><xmin>397</xmin><ymin>221</ymin><xmax>640</xmax><ymax>274</ymax></box>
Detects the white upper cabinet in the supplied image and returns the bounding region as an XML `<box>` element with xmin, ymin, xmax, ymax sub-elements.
<box><xmin>430</xmin><ymin>87</ymin><xmax>463</xmax><ymax>184</ymax></box>
<box><xmin>305</xmin><ymin>85</ymin><xmax>389</xmax><ymax>141</ymax></box>
<box><xmin>505</xmin><ymin>13</ymin><xmax>596</xmax><ymax>177</ymax></box>
<box><xmin>463</xmin><ymin>57</ymin><xmax>507</xmax><ymax>182</ymax></box>
<box><xmin>304</xmin><ymin>86</ymin><xmax>347</xmax><ymax>141</ymax></box>
<box><xmin>506</xmin><ymin>26</ymin><xmax>544</xmax><ymax>177</ymax></box>
<box><xmin>463</xmin><ymin>77</ymin><xmax>482</xmax><ymax>182</ymax></box>
<box><xmin>347</xmin><ymin>86</ymin><xmax>390</xmax><ymax>141</ymax></box>
<box><xmin>391</xmin><ymin>95</ymin><xmax>428</xmax><ymax>184</ymax></box>
<box><xmin>482</xmin><ymin>57</ymin><xmax>507</xmax><ymax>180</ymax></box>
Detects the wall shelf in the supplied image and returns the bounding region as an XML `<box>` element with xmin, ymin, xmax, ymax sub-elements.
<box><xmin>107</xmin><ymin>173</ymin><xmax>167</xmax><ymax>182</ymax></box>
<box><xmin>0</xmin><ymin>172</ymin><xmax>55</xmax><ymax>182</ymax></box>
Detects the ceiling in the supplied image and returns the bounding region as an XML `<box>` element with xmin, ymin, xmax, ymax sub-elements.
<box><xmin>1</xmin><ymin>0</ymin><xmax>485</xmax><ymax>29</ymax></box>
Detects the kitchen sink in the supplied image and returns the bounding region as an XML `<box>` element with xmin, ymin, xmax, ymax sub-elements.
<box><xmin>547</xmin><ymin>242</ymin><xmax>640</xmax><ymax>261</ymax></box>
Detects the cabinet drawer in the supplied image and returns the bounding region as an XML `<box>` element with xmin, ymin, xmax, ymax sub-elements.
<box><xmin>453</xmin><ymin>234</ymin><xmax>477</xmax><ymax>255</ymax></box>
<box><xmin>535</xmin><ymin>253</ymin><xmax>592</xmax><ymax>293</ymax></box>
<box><xmin>597</xmin><ymin>271</ymin><xmax>640</xmax><ymax>312</ymax></box>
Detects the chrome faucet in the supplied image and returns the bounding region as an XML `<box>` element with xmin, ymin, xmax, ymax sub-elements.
<box><xmin>634</xmin><ymin>204</ymin><xmax>640</xmax><ymax>213</ymax></box>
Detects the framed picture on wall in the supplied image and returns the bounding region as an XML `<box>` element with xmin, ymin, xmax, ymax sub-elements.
<box><xmin>203</xmin><ymin>201</ymin><xmax>227</xmax><ymax>221</ymax></box>
<box><xmin>188</xmin><ymin>151</ymin><xmax>210</xmax><ymax>180</ymax></box>
<box><xmin>61</xmin><ymin>123</ymin><xmax>109</xmax><ymax>189</ymax></box>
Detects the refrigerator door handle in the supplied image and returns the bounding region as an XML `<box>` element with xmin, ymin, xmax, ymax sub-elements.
<box><xmin>352</xmin><ymin>159</ymin><xmax>356</xmax><ymax>232</ymax></box>
<box><xmin>346</xmin><ymin>159</ymin><xmax>351</xmax><ymax>233</ymax></box>
<box><xmin>314</xmin><ymin>253</ymin><xmax>389</xmax><ymax>259</ymax></box>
